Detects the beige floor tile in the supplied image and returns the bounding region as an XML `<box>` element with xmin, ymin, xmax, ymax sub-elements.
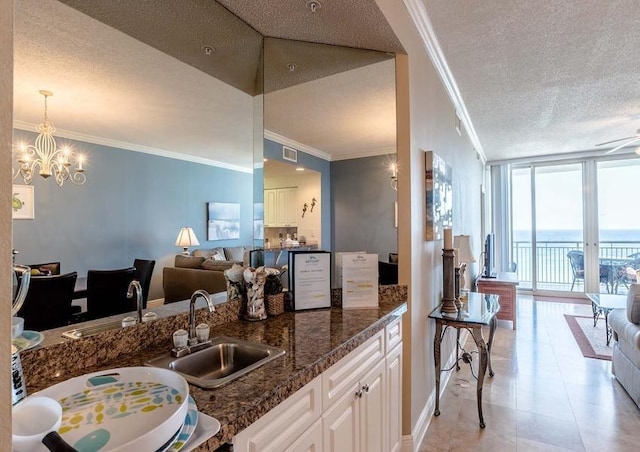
<box><xmin>419</xmin><ymin>295</ymin><xmax>640</xmax><ymax>452</ymax></box>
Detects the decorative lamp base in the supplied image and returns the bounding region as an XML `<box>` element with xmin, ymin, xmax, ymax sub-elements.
<box><xmin>441</xmin><ymin>298</ymin><xmax>458</xmax><ymax>314</ymax></box>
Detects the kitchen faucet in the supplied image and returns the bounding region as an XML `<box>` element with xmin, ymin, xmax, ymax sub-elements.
<box><xmin>126</xmin><ymin>280</ymin><xmax>143</xmax><ymax>324</ymax></box>
<box><xmin>189</xmin><ymin>289</ymin><xmax>214</xmax><ymax>345</ymax></box>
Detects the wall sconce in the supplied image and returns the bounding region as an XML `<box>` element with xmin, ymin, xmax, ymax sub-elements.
<box><xmin>390</xmin><ymin>162</ymin><xmax>398</xmax><ymax>191</ymax></box>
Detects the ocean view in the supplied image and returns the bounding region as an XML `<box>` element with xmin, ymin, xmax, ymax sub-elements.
<box><xmin>513</xmin><ymin>229</ymin><xmax>640</xmax><ymax>243</ymax></box>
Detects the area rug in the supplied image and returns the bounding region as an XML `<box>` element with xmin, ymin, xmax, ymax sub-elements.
<box><xmin>564</xmin><ymin>314</ymin><xmax>612</xmax><ymax>361</ymax></box>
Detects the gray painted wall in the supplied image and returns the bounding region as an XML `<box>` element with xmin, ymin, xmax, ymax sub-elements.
<box><xmin>12</xmin><ymin>130</ymin><xmax>253</xmax><ymax>299</ymax></box>
<box><xmin>331</xmin><ymin>154</ymin><xmax>397</xmax><ymax>260</ymax></box>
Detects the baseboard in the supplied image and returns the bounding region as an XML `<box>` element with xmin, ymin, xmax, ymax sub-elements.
<box><xmin>401</xmin><ymin>329</ymin><xmax>469</xmax><ymax>451</ymax></box>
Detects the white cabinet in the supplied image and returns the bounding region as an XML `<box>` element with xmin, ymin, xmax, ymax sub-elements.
<box><xmin>265</xmin><ymin>187</ymin><xmax>298</xmax><ymax>227</ymax></box>
<box><xmin>233</xmin><ymin>315</ymin><xmax>403</xmax><ymax>452</ymax></box>
<box><xmin>264</xmin><ymin>189</ymin><xmax>277</xmax><ymax>227</ymax></box>
<box><xmin>233</xmin><ymin>376</ymin><xmax>322</xmax><ymax>452</ymax></box>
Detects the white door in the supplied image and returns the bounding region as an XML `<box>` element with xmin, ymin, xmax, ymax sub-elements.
<box><xmin>265</xmin><ymin>189</ymin><xmax>277</xmax><ymax>227</ymax></box>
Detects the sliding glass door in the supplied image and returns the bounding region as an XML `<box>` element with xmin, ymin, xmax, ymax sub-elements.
<box><xmin>511</xmin><ymin>157</ymin><xmax>640</xmax><ymax>296</ymax></box>
<box><xmin>596</xmin><ymin>159</ymin><xmax>640</xmax><ymax>295</ymax></box>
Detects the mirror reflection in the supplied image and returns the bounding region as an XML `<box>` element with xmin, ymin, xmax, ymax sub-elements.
<box><xmin>12</xmin><ymin>0</ymin><xmax>397</xmax><ymax>334</ymax></box>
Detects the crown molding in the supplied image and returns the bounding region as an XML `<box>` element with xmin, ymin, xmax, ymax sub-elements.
<box><xmin>264</xmin><ymin>129</ymin><xmax>396</xmax><ymax>162</ymax></box>
<box><xmin>13</xmin><ymin>120</ymin><xmax>253</xmax><ymax>174</ymax></box>
<box><xmin>330</xmin><ymin>146</ymin><xmax>397</xmax><ymax>161</ymax></box>
<box><xmin>264</xmin><ymin>129</ymin><xmax>332</xmax><ymax>161</ymax></box>
<box><xmin>403</xmin><ymin>0</ymin><xmax>487</xmax><ymax>165</ymax></box>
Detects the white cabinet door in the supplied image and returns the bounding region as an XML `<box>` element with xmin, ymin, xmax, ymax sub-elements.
<box><xmin>283</xmin><ymin>187</ymin><xmax>298</xmax><ymax>226</ymax></box>
<box><xmin>386</xmin><ymin>343</ymin><xmax>403</xmax><ymax>452</ymax></box>
<box><xmin>276</xmin><ymin>188</ymin><xmax>289</xmax><ymax>226</ymax></box>
<box><xmin>360</xmin><ymin>360</ymin><xmax>386</xmax><ymax>452</ymax></box>
<box><xmin>323</xmin><ymin>380</ymin><xmax>360</xmax><ymax>452</ymax></box>
<box><xmin>285</xmin><ymin>418</ymin><xmax>323</xmax><ymax>452</ymax></box>
<box><xmin>264</xmin><ymin>189</ymin><xmax>277</xmax><ymax>227</ymax></box>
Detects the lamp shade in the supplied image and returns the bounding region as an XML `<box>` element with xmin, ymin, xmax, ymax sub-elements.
<box><xmin>453</xmin><ymin>234</ymin><xmax>476</xmax><ymax>264</ymax></box>
<box><xmin>175</xmin><ymin>227</ymin><xmax>200</xmax><ymax>248</ymax></box>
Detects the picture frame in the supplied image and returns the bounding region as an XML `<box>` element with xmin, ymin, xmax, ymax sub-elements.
<box><xmin>12</xmin><ymin>185</ymin><xmax>34</xmax><ymax>220</ymax></box>
<box><xmin>425</xmin><ymin>151</ymin><xmax>452</xmax><ymax>241</ymax></box>
<box><xmin>207</xmin><ymin>202</ymin><xmax>240</xmax><ymax>240</ymax></box>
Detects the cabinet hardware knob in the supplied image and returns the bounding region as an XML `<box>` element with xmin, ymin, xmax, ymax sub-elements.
<box><xmin>355</xmin><ymin>389</ymin><xmax>362</xmax><ymax>398</ymax></box>
<box><xmin>363</xmin><ymin>384</ymin><xmax>369</xmax><ymax>393</ymax></box>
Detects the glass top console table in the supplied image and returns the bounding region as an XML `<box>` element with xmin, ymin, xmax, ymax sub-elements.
<box><xmin>428</xmin><ymin>292</ymin><xmax>500</xmax><ymax>428</ymax></box>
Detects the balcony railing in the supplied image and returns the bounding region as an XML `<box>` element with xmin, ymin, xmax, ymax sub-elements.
<box><xmin>512</xmin><ymin>241</ymin><xmax>640</xmax><ymax>294</ymax></box>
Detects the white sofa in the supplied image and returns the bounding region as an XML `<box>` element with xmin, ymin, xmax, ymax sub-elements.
<box><xmin>609</xmin><ymin>284</ymin><xmax>640</xmax><ymax>409</ymax></box>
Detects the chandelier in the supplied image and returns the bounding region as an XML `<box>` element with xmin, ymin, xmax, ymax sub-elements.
<box><xmin>13</xmin><ymin>90</ymin><xmax>86</xmax><ymax>186</ymax></box>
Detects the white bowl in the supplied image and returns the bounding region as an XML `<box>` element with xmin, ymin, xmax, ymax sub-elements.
<box><xmin>12</xmin><ymin>317</ymin><xmax>24</xmax><ymax>339</ymax></box>
<box><xmin>13</xmin><ymin>396</ymin><xmax>62</xmax><ymax>452</ymax></box>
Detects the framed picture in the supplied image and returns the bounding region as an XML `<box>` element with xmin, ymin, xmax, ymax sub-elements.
<box><xmin>425</xmin><ymin>151</ymin><xmax>452</xmax><ymax>241</ymax></box>
<box><xmin>207</xmin><ymin>202</ymin><xmax>240</xmax><ymax>240</ymax></box>
<box><xmin>12</xmin><ymin>185</ymin><xmax>34</xmax><ymax>220</ymax></box>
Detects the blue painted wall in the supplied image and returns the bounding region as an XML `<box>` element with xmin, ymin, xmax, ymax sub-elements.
<box><xmin>12</xmin><ymin>130</ymin><xmax>253</xmax><ymax>299</ymax></box>
<box><xmin>263</xmin><ymin>139</ymin><xmax>331</xmax><ymax>250</ymax></box>
<box><xmin>331</xmin><ymin>154</ymin><xmax>397</xmax><ymax>260</ymax></box>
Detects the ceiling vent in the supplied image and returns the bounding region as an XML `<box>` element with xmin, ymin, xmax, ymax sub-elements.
<box><xmin>283</xmin><ymin>146</ymin><xmax>298</xmax><ymax>162</ymax></box>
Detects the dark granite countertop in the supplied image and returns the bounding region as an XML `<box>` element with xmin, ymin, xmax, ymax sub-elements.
<box><xmin>21</xmin><ymin>288</ymin><xmax>406</xmax><ymax>451</ymax></box>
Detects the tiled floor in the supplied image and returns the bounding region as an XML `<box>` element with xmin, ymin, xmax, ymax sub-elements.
<box><xmin>419</xmin><ymin>295</ymin><xmax>640</xmax><ymax>451</ymax></box>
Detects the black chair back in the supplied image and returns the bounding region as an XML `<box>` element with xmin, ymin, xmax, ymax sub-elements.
<box><xmin>133</xmin><ymin>259</ymin><xmax>156</xmax><ymax>309</ymax></box>
<box><xmin>86</xmin><ymin>267</ymin><xmax>136</xmax><ymax>320</ymax></box>
<box><xmin>17</xmin><ymin>272</ymin><xmax>77</xmax><ymax>331</ymax></box>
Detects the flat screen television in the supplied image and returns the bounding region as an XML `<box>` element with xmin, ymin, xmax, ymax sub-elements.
<box><xmin>483</xmin><ymin>233</ymin><xmax>496</xmax><ymax>278</ymax></box>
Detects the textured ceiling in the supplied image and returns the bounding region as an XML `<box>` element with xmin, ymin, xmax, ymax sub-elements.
<box><xmin>14</xmin><ymin>0</ymin><xmax>399</xmax><ymax>168</ymax></box>
<box><xmin>424</xmin><ymin>0</ymin><xmax>640</xmax><ymax>161</ymax></box>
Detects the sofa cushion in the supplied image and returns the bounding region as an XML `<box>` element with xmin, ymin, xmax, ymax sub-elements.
<box><xmin>224</xmin><ymin>246</ymin><xmax>246</xmax><ymax>262</ymax></box>
<box><xmin>626</xmin><ymin>283</ymin><xmax>640</xmax><ymax>324</ymax></box>
<box><xmin>175</xmin><ymin>255</ymin><xmax>205</xmax><ymax>268</ymax></box>
<box><xmin>201</xmin><ymin>258</ymin><xmax>234</xmax><ymax>271</ymax></box>
<box><xmin>193</xmin><ymin>248</ymin><xmax>225</xmax><ymax>259</ymax></box>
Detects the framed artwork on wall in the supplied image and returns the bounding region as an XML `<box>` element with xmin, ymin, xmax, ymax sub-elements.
<box><xmin>425</xmin><ymin>151</ymin><xmax>452</xmax><ymax>241</ymax></box>
<box><xmin>12</xmin><ymin>185</ymin><xmax>34</xmax><ymax>220</ymax></box>
<box><xmin>207</xmin><ymin>202</ymin><xmax>240</xmax><ymax>240</ymax></box>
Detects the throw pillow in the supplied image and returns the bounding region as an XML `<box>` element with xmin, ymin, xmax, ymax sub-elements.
<box><xmin>201</xmin><ymin>258</ymin><xmax>233</xmax><ymax>271</ymax></box>
<box><xmin>213</xmin><ymin>251</ymin><xmax>225</xmax><ymax>261</ymax></box>
<box><xmin>224</xmin><ymin>246</ymin><xmax>245</xmax><ymax>262</ymax></box>
<box><xmin>175</xmin><ymin>255</ymin><xmax>205</xmax><ymax>269</ymax></box>
<box><xmin>627</xmin><ymin>283</ymin><xmax>640</xmax><ymax>324</ymax></box>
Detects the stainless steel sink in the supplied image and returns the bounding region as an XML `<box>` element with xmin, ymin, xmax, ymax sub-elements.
<box><xmin>62</xmin><ymin>320</ymin><xmax>124</xmax><ymax>339</ymax></box>
<box><xmin>145</xmin><ymin>336</ymin><xmax>286</xmax><ymax>388</ymax></box>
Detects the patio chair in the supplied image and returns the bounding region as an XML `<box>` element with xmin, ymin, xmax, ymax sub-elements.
<box><xmin>567</xmin><ymin>250</ymin><xmax>612</xmax><ymax>293</ymax></box>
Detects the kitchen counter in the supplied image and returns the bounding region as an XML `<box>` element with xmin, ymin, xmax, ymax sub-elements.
<box><xmin>21</xmin><ymin>288</ymin><xmax>407</xmax><ymax>451</ymax></box>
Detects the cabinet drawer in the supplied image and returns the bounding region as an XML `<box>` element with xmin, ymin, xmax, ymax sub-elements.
<box><xmin>234</xmin><ymin>376</ymin><xmax>322</xmax><ymax>452</ymax></box>
<box><xmin>322</xmin><ymin>330</ymin><xmax>384</xmax><ymax>411</ymax></box>
<box><xmin>385</xmin><ymin>317</ymin><xmax>402</xmax><ymax>353</ymax></box>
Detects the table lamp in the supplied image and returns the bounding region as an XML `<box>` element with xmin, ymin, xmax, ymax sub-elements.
<box><xmin>175</xmin><ymin>227</ymin><xmax>200</xmax><ymax>255</ymax></box>
<box><xmin>454</xmin><ymin>234</ymin><xmax>476</xmax><ymax>291</ymax></box>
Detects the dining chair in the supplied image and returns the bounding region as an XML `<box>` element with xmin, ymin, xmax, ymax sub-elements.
<box><xmin>86</xmin><ymin>267</ymin><xmax>136</xmax><ymax>320</ymax></box>
<box><xmin>17</xmin><ymin>272</ymin><xmax>78</xmax><ymax>331</ymax></box>
<box><xmin>133</xmin><ymin>259</ymin><xmax>156</xmax><ymax>309</ymax></box>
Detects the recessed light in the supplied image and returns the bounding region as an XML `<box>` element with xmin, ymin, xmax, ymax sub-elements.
<box><xmin>287</xmin><ymin>62</ymin><xmax>297</xmax><ymax>72</ymax></box>
<box><xmin>263</xmin><ymin>158</ymin><xmax>268</xmax><ymax>162</ymax></box>
<box><xmin>296</xmin><ymin>167</ymin><xmax>305</xmax><ymax>171</ymax></box>
<box><xmin>202</xmin><ymin>45</ymin><xmax>215</xmax><ymax>56</ymax></box>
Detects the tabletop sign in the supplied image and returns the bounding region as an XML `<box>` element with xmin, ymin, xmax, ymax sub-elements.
<box><xmin>289</xmin><ymin>251</ymin><xmax>331</xmax><ymax>310</ymax></box>
<box><xmin>342</xmin><ymin>253</ymin><xmax>379</xmax><ymax>309</ymax></box>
